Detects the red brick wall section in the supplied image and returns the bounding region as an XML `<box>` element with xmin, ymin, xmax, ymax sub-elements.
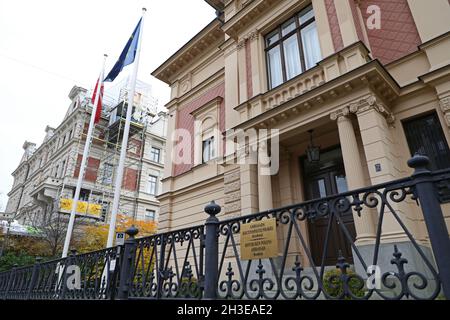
<box><xmin>174</xmin><ymin>83</ymin><xmax>225</xmax><ymax>177</ymax></box>
<box><xmin>245</xmin><ymin>40</ymin><xmax>253</xmax><ymax>98</ymax></box>
<box><xmin>127</xmin><ymin>138</ymin><xmax>142</xmax><ymax>157</ymax></box>
<box><xmin>122</xmin><ymin>167</ymin><xmax>138</xmax><ymax>191</ymax></box>
<box><xmin>74</xmin><ymin>154</ymin><xmax>100</xmax><ymax>183</ymax></box>
<box><xmin>324</xmin><ymin>0</ymin><xmax>344</xmax><ymax>52</ymax></box>
<box><xmin>359</xmin><ymin>0</ymin><xmax>421</xmax><ymax>64</ymax></box>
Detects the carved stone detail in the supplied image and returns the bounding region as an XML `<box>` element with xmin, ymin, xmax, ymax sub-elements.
<box><xmin>237</xmin><ymin>30</ymin><xmax>259</xmax><ymax>50</ymax></box>
<box><xmin>440</xmin><ymin>97</ymin><xmax>450</xmax><ymax>127</ymax></box>
<box><xmin>349</xmin><ymin>95</ymin><xmax>395</xmax><ymax>125</ymax></box>
<box><xmin>330</xmin><ymin>106</ymin><xmax>350</xmax><ymax>121</ymax></box>
<box><xmin>224</xmin><ymin>168</ymin><xmax>241</xmax><ymax>215</ymax></box>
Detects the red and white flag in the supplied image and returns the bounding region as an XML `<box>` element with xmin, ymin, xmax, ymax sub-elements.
<box><xmin>91</xmin><ymin>77</ymin><xmax>104</xmax><ymax>124</ymax></box>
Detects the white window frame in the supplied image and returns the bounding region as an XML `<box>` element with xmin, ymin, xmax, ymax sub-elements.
<box><xmin>145</xmin><ymin>209</ymin><xmax>156</xmax><ymax>221</ymax></box>
<box><xmin>147</xmin><ymin>175</ymin><xmax>158</xmax><ymax>195</ymax></box>
<box><xmin>150</xmin><ymin>146</ymin><xmax>161</xmax><ymax>163</ymax></box>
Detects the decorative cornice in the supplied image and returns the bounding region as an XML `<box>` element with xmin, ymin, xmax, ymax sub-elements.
<box><xmin>151</xmin><ymin>19</ymin><xmax>223</xmax><ymax>84</ymax></box>
<box><xmin>222</xmin><ymin>0</ymin><xmax>278</xmax><ymax>38</ymax></box>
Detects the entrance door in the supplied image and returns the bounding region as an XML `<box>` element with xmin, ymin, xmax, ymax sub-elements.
<box><xmin>302</xmin><ymin>148</ymin><xmax>356</xmax><ymax>266</ymax></box>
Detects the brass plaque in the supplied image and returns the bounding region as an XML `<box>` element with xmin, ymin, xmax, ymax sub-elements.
<box><xmin>240</xmin><ymin>218</ymin><xmax>278</xmax><ymax>260</ymax></box>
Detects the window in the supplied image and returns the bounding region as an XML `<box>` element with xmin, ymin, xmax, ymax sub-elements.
<box><xmin>147</xmin><ymin>175</ymin><xmax>158</xmax><ymax>195</ymax></box>
<box><xmin>145</xmin><ymin>209</ymin><xmax>156</xmax><ymax>221</ymax></box>
<box><xmin>403</xmin><ymin>112</ymin><xmax>450</xmax><ymax>170</ymax></box>
<box><xmin>103</xmin><ymin>163</ymin><xmax>113</xmax><ymax>185</ymax></box>
<box><xmin>150</xmin><ymin>147</ymin><xmax>161</xmax><ymax>163</ymax></box>
<box><xmin>60</xmin><ymin>160</ymin><xmax>66</xmax><ymax>177</ymax></box>
<box><xmin>265</xmin><ymin>5</ymin><xmax>321</xmax><ymax>89</ymax></box>
<box><xmin>202</xmin><ymin>137</ymin><xmax>215</xmax><ymax>163</ymax></box>
<box><xmin>54</xmin><ymin>165</ymin><xmax>59</xmax><ymax>178</ymax></box>
<box><xmin>79</xmin><ymin>189</ymin><xmax>90</xmax><ymax>201</ymax></box>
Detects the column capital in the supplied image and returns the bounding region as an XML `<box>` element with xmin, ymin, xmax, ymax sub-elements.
<box><xmin>349</xmin><ymin>95</ymin><xmax>395</xmax><ymax>125</ymax></box>
<box><xmin>237</xmin><ymin>29</ymin><xmax>259</xmax><ymax>49</ymax></box>
<box><xmin>330</xmin><ymin>106</ymin><xmax>350</xmax><ymax>121</ymax></box>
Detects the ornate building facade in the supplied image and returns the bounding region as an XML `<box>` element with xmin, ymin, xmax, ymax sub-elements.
<box><xmin>6</xmin><ymin>83</ymin><xmax>167</xmax><ymax>227</ymax></box>
<box><xmin>152</xmin><ymin>0</ymin><xmax>450</xmax><ymax>267</ymax></box>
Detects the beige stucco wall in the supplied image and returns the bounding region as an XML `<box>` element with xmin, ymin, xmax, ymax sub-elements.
<box><xmin>156</xmin><ymin>0</ymin><xmax>450</xmax><ymax>247</ymax></box>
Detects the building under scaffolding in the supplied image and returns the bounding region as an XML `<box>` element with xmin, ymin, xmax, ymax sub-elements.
<box><xmin>5</xmin><ymin>80</ymin><xmax>167</xmax><ymax>228</ymax></box>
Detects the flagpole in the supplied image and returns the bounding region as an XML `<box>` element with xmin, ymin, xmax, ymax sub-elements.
<box><xmin>61</xmin><ymin>54</ymin><xmax>108</xmax><ymax>258</ymax></box>
<box><xmin>106</xmin><ymin>8</ymin><xmax>146</xmax><ymax>248</ymax></box>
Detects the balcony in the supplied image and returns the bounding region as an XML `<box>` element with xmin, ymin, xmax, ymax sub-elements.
<box><xmin>234</xmin><ymin>42</ymin><xmax>398</xmax><ymax>128</ymax></box>
<box><xmin>29</xmin><ymin>177</ymin><xmax>62</xmax><ymax>204</ymax></box>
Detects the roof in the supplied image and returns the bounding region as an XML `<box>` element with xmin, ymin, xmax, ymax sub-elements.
<box><xmin>151</xmin><ymin>18</ymin><xmax>223</xmax><ymax>85</ymax></box>
<box><xmin>204</xmin><ymin>0</ymin><xmax>224</xmax><ymax>11</ymax></box>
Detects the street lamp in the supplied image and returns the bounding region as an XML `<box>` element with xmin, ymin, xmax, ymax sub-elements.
<box><xmin>306</xmin><ymin>129</ymin><xmax>320</xmax><ymax>163</ymax></box>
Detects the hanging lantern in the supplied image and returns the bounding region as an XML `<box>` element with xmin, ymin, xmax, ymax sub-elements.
<box><xmin>306</xmin><ymin>129</ymin><xmax>320</xmax><ymax>163</ymax></box>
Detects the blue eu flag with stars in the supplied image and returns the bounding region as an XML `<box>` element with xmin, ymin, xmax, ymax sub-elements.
<box><xmin>104</xmin><ymin>18</ymin><xmax>142</xmax><ymax>82</ymax></box>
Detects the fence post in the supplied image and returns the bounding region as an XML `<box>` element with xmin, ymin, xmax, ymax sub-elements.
<box><xmin>27</xmin><ymin>257</ymin><xmax>42</xmax><ymax>300</ymax></box>
<box><xmin>157</xmin><ymin>233</ymin><xmax>166</xmax><ymax>299</ymax></box>
<box><xmin>204</xmin><ymin>201</ymin><xmax>221</xmax><ymax>299</ymax></box>
<box><xmin>4</xmin><ymin>264</ymin><xmax>17</xmax><ymax>300</ymax></box>
<box><xmin>60</xmin><ymin>250</ymin><xmax>76</xmax><ymax>299</ymax></box>
<box><xmin>117</xmin><ymin>225</ymin><xmax>139</xmax><ymax>300</ymax></box>
<box><xmin>408</xmin><ymin>153</ymin><xmax>450</xmax><ymax>299</ymax></box>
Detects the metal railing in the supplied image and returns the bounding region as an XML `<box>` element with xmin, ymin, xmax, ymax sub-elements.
<box><xmin>1</xmin><ymin>154</ymin><xmax>449</xmax><ymax>300</ymax></box>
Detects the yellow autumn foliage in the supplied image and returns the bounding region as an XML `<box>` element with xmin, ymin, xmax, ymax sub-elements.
<box><xmin>75</xmin><ymin>214</ymin><xmax>157</xmax><ymax>253</ymax></box>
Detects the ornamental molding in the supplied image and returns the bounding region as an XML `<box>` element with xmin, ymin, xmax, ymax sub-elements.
<box><xmin>330</xmin><ymin>107</ymin><xmax>350</xmax><ymax>121</ymax></box>
<box><xmin>330</xmin><ymin>95</ymin><xmax>395</xmax><ymax>125</ymax></box>
<box><xmin>440</xmin><ymin>96</ymin><xmax>450</xmax><ymax>112</ymax></box>
<box><xmin>440</xmin><ymin>96</ymin><xmax>450</xmax><ymax>127</ymax></box>
<box><xmin>237</xmin><ymin>30</ymin><xmax>259</xmax><ymax>50</ymax></box>
<box><xmin>349</xmin><ymin>95</ymin><xmax>395</xmax><ymax>125</ymax></box>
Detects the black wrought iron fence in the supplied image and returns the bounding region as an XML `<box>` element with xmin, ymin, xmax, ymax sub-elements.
<box><xmin>0</xmin><ymin>246</ymin><xmax>122</xmax><ymax>300</ymax></box>
<box><xmin>0</xmin><ymin>154</ymin><xmax>449</xmax><ymax>300</ymax></box>
<box><xmin>126</xmin><ymin>225</ymin><xmax>205</xmax><ymax>299</ymax></box>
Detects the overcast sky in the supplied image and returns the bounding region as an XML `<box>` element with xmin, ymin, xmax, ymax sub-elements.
<box><xmin>0</xmin><ymin>0</ymin><xmax>215</xmax><ymax>211</ymax></box>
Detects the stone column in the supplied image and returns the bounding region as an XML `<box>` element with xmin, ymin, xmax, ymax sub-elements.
<box><xmin>331</xmin><ymin>107</ymin><xmax>376</xmax><ymax>244</ymax></box>
<box><xmin>350</xmin><ymin>96</ymin><xmax>419</xmax><ymax>243</ymax></box>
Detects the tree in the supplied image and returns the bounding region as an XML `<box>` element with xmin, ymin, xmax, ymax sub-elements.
<box><xmin>75</xmin><ymin>214</ymin><xmax>157</xmax><ymax>253</ymax></box>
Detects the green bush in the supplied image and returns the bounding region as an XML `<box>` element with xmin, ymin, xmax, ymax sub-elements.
<box><xmin>0</xmin><ymin>252</ymin><xmax>36</xmax><ymax>272</ymax></box>
<box><xmin>323</xmin><ymin>268</ymin><xmax>366</xmax><ymax>299</ymax></box>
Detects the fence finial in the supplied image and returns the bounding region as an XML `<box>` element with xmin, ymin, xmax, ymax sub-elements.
<box><xmin>125</xmin><ymin>225</ymin><xmax>139</xmax><ymax>239</ymax></box>
<box><xmin>407</xmin><ymin>153</ymin><xmax>430</xmax><ymax>175</ymax></box>
<box><xmin>205</xmin><ymin>201</ymin><xmax>221</xmax><ymax>217</ymax></box>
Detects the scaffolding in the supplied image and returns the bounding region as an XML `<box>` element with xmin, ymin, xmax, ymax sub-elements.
<box><xmin>56</xmin><ymin>80</ymin><xmax>159</xmax><ymax>223</ymax></box>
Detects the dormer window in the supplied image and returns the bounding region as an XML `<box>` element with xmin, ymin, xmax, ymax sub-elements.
<box><xmin>265</xmin><ymin>5</ymin><xmax>321</xmax><ymax>89</ymax></box>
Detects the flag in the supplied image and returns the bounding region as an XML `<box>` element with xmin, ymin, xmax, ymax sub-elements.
<box><xmin>104</xmin><ymin>18</ymin><xmax>142</xmax><ymax>82</ymax></box>
<box><xmin>91</xmin><ymin>77</ymin><xmax>104</xmax><ymax>124</ymax></box>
